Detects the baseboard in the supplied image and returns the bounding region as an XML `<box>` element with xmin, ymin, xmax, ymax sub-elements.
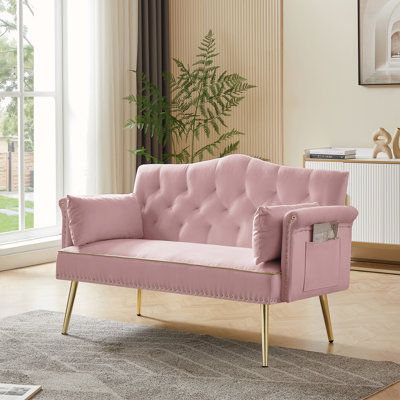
<box><xmin>0</xmin><ymin>236</ymin><xmax>60</xmax><ymax>271</ymax></box>
<box><xmin>352</xmin><ymin>242</ymin><xmax>400</xmax><ymax>265</ymax></box>
<box><xmin>351</xmin><ymin>260</ymin><xmax>400</xmax><ymax>275</ymax></box>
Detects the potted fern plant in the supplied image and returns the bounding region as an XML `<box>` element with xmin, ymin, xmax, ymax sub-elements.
<box><xmin>126</xmin><ymin>30</ymin><xmax>255</xmax><ymax>163</ymax></box>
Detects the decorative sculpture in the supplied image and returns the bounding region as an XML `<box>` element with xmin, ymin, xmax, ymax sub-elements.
<box><xmin>372</xmin><ymin>128</ymin><xmax>393</xmax><ymax>159</ymax></box>
<box><xmin>392</xmin><ymin>128</ymin><xmax>400</xmax><ymax>159</ymax></box>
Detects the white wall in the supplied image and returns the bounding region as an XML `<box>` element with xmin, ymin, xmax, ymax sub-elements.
<box><xmin>283</xmin><ymin>0</ymin><xmax>400</xmax><ymax>166</ymax></box>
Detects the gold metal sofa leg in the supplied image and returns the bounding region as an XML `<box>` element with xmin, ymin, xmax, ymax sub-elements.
<box><xmin>319</xmin><ymin>294</ymin><xmax>334</xmax><ymax>343</ymax></box>
<box><xmin>62</xmin><ymin>281</ymin><xmax>78</xmax><ymax>335</ymax></box>
<box><xmin>261</xmin><ymin>304</ymin><xmax>269</xmax><ymax>367</ymax></box>
<box><xmin>136</xmin><ymin>288</ymin><xmax>142</xmax><ymax>316</ymax></box>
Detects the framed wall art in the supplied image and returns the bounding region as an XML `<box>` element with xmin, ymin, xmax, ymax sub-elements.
<box><xmin>358</xmin><ymin>0</ymin><xmax>400</xmax><ymax>85</ymax></box>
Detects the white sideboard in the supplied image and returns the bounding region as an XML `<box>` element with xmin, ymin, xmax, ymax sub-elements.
<box><xmin>304</xmin><ymin>158</ymin><xmax>400</xmax><ymax>264</ymax></box>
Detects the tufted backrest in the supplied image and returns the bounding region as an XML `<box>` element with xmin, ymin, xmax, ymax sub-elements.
<box><xmin>133</xmin><ymin>154</ymin><xmax>348</xmax><ymax>248</ymax></box>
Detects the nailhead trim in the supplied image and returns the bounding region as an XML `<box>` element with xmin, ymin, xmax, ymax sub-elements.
<box><xmin>282</xmin><ymin>215</ymin><xmax>297</xmax><ymax>300</ymax></box>
<box><xmin>56</xmin><ymin>273</ymin><xmax>281</xmax><ymax>304</ymax></box>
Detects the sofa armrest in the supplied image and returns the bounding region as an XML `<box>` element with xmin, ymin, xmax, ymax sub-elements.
<box><xmin>59</xmin><ymin>198</ymin><xmax>73</xmax><ymax>248</ymax></box>
<box><xmin>284</xmin><ymin>206</ymin><xmax>358</xmax><ymax>231</ymax></box>
<box><xmin>281</xmin><ymin>206</ymin><xmax>358</xmax><ymax>302</ymax></box>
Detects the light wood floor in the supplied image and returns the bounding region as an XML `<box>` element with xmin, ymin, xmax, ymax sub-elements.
<box><xmin>1</xmin><ymin>263</ymin><xmax>399</xmax><ymax>399</ymax></box>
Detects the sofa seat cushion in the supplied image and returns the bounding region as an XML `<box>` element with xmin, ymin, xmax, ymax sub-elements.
<box><xmin>57</xmin><ymin>239</ymin><xmax>282</xmax><ymax>304</ymax></box>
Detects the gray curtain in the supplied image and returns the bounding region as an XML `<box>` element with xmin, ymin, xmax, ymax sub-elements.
<box><xmin>136</xmin><ymin>0</ymin><xmax>170</xmax><ymax>168</ymax></box>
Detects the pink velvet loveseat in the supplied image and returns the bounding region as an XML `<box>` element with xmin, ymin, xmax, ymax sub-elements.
<box><xmin>56</xmin><ymin>154</ymin><xmax>358</xmax><ymax>367</ymax></box>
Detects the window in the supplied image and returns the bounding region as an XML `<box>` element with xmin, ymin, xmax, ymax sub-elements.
<box><xmin>0</xmin><ymin>0</ymin><xmax>62</xmax><ymax>243</ymax></box>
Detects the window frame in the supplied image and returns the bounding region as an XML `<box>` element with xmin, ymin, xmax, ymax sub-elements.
<box><xmin>0</xmin><ymin>0</ymin><xmax>63</xmax><ymax>244</ymax></box>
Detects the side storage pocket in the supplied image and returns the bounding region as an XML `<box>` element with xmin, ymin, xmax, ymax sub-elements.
<box><xmin>303</xmin><ymin>238</ymin><xmax>340</xmax><ymax>292</ymax></box>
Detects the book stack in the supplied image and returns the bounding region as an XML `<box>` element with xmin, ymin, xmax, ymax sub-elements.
<box><xmin>305</xmin><ymin>148</ymin><xmax>356</xmax><ymax>160</ymax></box>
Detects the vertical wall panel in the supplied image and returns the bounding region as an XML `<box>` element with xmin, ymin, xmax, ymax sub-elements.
<box><xmin>169</xmin><ymin>0</ymin><xmax>283</xmax><ymax>163</ymax></box>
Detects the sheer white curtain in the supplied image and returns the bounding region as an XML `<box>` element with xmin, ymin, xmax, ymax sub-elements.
<box><xmin>63</xmin><ymin>0</ymin><xmax>138</xmax><ymax>195</ymax></box>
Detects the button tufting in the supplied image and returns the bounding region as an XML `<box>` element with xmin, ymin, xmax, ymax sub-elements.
<box><xmin>132</xmin><ymin>155</ymin><xmax>345</xmax><ymax>248</ymax></box>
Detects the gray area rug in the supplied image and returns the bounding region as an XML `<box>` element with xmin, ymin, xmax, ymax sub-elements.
<box><xmin>0</xmin><ymin>311</ymin><xmax>399</xmax><ymax>400</ymax></box>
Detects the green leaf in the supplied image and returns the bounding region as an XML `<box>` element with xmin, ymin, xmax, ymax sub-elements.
<box><xmin>203</xmin><ymin>123</ymin><xmax>210</xmax><ymax>138</ymax></box>
<box><xmin>130</xmin><ymin>147</ymin><xmax>162</xmax><ymax>163</ymax></box>
<box><xmin>217</xmin><ymin>116</ymin><xmax>227</xmax><ymax>127</ymax></box>
<box><xmin>219</xmin><ymin>141</ymin><xmax>240</xmax><ymax>157</ymax></box>
<box><xmin>209</xmin><ymin>99</ymin><xmax>219</xmax><ymax>114</ymax></box>
<box><xmin>210</xmin><ymin>119</ymin><xmax>219</xmax><ymax>134</ymax></box>
<box><xmin>200</xmin><ymin>103</ymin><xmax>207</xmax><ymax>117</ymax></box>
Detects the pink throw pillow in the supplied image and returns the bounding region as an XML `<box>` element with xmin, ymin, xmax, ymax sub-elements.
<box><xmin>67</xmin><ymin>194</ymin><xmax>143</xmax><ymax>246</ymax></box>
<box><xmin>252</xmin><ymin>202</ymin><xmax>318</xmax><ymax>264</ymax></box>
